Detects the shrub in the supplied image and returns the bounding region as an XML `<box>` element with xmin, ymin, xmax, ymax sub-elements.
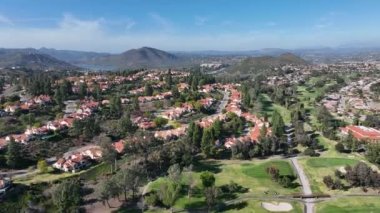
<box><xmin>145</xmin><ymin>191</ymin><xmax>160</xmax><ymax>207</ymax></box>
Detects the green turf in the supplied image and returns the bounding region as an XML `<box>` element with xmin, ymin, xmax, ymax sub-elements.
<box><xmin>306</xmin><ymin>158</ymin><xmax>359</xmax><ymax>168</ymax></box>
<box><xmin>241</xmin><ymin>161</ymin><xmax>295</xmax><ymax>179</ymax></box>
<box><xmin>146</xmin><ymin>159</ymin><xmax>301</xmax><ymax>212</ymax></box>
<box><xmin>317</xmin><ymin>197</ymin><xmax>380</xmax><ymax>213</ymax></box>
<box><xmin>299</xmin><ymin>157</ymin><xmax>360</xmax><ymax>194</ymax></box>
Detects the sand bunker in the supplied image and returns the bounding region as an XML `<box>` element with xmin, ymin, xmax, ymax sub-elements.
<box><xmin>261</xmin><ymin>202</ymin><xmax>293</xmax><ymax>212</ymax></box>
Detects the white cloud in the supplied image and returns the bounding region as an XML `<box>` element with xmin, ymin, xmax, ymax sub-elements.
<box><xmin>0</xmin><ymin>13</ymin><xmax>377</xmax><ymax>52</ymax></box>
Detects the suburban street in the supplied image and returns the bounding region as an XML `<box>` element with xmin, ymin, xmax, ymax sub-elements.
<box><xmin>291</xmin><ymin>157</ymin><xmax>315</xmax><ymax>213</ymax></box>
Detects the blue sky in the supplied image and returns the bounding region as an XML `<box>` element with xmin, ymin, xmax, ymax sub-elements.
<box><xmin>0</xmin><ymin>0</ymin><xmax>379</xmax><ymax>52</ymax></box>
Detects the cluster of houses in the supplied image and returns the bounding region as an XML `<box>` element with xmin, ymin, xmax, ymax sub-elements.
<box><xmin>53</xmin><ymin>141</ymin><xmax>126</xmax><ymax>173</ymax></box>
<box><xmin>0</xmin><ymin>99</ymin><xmax>100</xmax><ymax>148</ymax></box>
<box><xmin>138</xmin><ymin>91</ymin><xmax>172</xmax><ymax>103</ymax></box>
<box><xmin>160</xmin><ymin>103</ymin><xmax>194</xmax><ymax>120</ymax></box>
<box><xmin>3</xmin><ymin>95</ymin><xmax>52</xmax><ymax>114</ymax></box>
<box><xmin>267</xmin><ymin>66</ymin><xmax>311</xmax><ymax>86</ymax></box>
<box><xmin>154</xmin><ymin>125</ymin><xmax>188</xmax><ymax>140</ymax></box>
<box><xmin>132</xmin><ymin>116</ymin><xmax>156</xmax><ymax>130</ymax></box>
<box><xmin>142</xmin><ymin>70</ymin><xmax>189</xmax><ymax>81</ymax></box>
<box><xmin>222</xmin><ymin>85</ymin><xmax>271</xmax><ymax>148</ymax></box>
<box><xmin>322</xmin><ymin>78</ymin><xmax>380</xmax><ymax>119</ymax></box>
<box><xmin>65</xmin><ymin>74</ymin><xmax>130</xmax><ymax>93</ymax></box>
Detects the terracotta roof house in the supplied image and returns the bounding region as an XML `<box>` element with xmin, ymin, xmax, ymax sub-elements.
<box><xmin>340</xmin><ymin>125</ymin><xmax>380</xmax><ymax>141</ymax></box>
<box><xmin>113</xmin><ymin>140</ymin><xmax>126</xmax><ymax>154</ymax></box>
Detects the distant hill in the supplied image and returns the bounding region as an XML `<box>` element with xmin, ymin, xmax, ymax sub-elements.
<box><xmin>38</xmin><ymin>48</ymin><xmax>110</xmax><ymax>65</ymax></box>
<box><xmin>0</xmin><ymin>48</ymin><xmax>79</xmax><ymax>71</ymax></box>
<box><xmin>225</xmin><ymin>53</ymin><xmax>309</xmax><ymax>78</ymax></box>
<box><xmin>87</xmin><ymin>47</ymin><xmax>182</xmax><ymax>70</ymax></box>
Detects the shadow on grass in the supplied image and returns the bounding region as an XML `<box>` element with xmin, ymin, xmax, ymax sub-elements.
<box><xmin>184</xmin><ymin>200</ymin><xmax>207</xmax><ymax>210</ymax></box>
<box><xmin>193</xmin><ymin>160</ymin><xmax>222</xmax><ymax>174</ymax></box>
<box><xmin>217</xmin><ymin>201</ymin><xmax>248</xmax><ymax>212</ymax></box>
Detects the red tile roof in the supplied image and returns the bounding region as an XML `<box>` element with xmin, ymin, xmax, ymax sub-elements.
<box><xmin>341</xmin><ymin>125</ymin><xmax>380</xmax><ymax>141</ymax></box>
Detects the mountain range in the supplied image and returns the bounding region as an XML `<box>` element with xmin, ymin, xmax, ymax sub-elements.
<box><xmin>1</xmin><ymin>46</ymin><xmax>380</xmax><ymax>72</ymax></box>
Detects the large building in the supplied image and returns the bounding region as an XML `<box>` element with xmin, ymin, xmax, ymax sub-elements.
<box><xmin>340</xmin><ymin>125</ymin><xmax>380</xmax><ymax>142</ymax></box>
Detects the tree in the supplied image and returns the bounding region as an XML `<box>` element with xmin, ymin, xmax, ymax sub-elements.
<box><xmin>266</xmin><ymin>166</ymin><xmax>280</xmax><ymax>181</ymax></box>
<box><xmin>154</xmin><ymin>117</ymin><xmax>168</xmax><ymax>128</ymax></box>
<box><xmin>165</xmin><ymin>69</ymin><xmax>173</xmax><ymax>89</ymax></box>
<box><xmin>54</xmin><ymin>87</ymin><xmax>64</xmax><ymax>108</ymax></box>
<box><xmin>204</xmin><ymin>186</ymin><xmax>218</xmax><ymax>212</ymax></box>
<box><xmin>271</xmin><ymin>111</ymin><xmax>285</xmax><ymax>138</ymax></box>
<box><xmin>192</xmin><ymin>124</ymin><xmax>203</xmax><ymax>148</ymax></box>
<box><xmin>52</xmin><ymin>179</ymin><xmax>81</xmax><ymax>213</ymax></box>
<box><xmin>171</xmin><ymin>85</ymin><xmax>180</xmax><ymax>99</ymax></box>
<box><xmin>79</xmin><ymin>82</ymin><xmax>87</xmax><ymax>98</ymax></box>
<box><xmin>212</xmin><ymin>119</ymin><xmax>223</xmax><ymax>139</ymax></box>
<box><xmin>145</xmin><ymin>83</ymin><xmax>154</xmax><ymax>96</ymax></box>
<box><xmin>200</xmin><ymin>171</ymin><xmax>215</xmax><ymax>188</ymax></box>
<box><xmin>100</xmin><ymin>178</ymin><xmax>120</xmax><ymax>208</ymax></box>
<box><xmin>118</xmin><ymin>112</ymin><xmax>136</xmax><ymax>136</ymax></box>
<box><xmin>201</xmin><ymin>128</ymin><xmax>214</xmax><ymax>157</ymax></box>
<box><xmin>366</xmin><ymin>143</ymin><xmax>380</xmax><ymax>165</ymax></box>
<box><xmin>323</xmin><ymin>175</ymin><xmax>334</xmax><ymax>189</ymax></box>
<box><xmin>158</xmin><ymin>180</ymin><xmax>181</xmax><ymax>213</ymax></box>
<box><xmin>335</xmin><ymin>143</ymin><xmax>346</xmax><ymax>153</ymax></box>
<box><xmin>99</xmin><ymin>134</ymin><xmax>117</xmax><ymax>172</ymax></box>
<box><xmin>37</xmin><ymin>159</ymin><xmax>48</xmax><ymax>173</ymax></box>
<box><xmin>167</xmin><ymin>164</ymin><xmax>182</xmax><ymax>184</ymax></box>
<box><xmin>132</xmin><ymin>96</ymin><xmax>140</xmax><ymax>111</ymax></box>
<box><xmin>93</xmin><ymin>83</ymin><xmax>102</xmax><ymax>100</ymax></box>
<box><xmin>109</xmin><ymin>95</ymin><xmax>122</xmax><ymax>117</ymax></box>
<box><xmin>6</xmin><ymin>138</ymin><xmax>21</xmax><ymax>168</ymax></box>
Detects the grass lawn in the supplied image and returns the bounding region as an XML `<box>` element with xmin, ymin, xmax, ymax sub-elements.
<box><xmin>147</xmin><ymin>159</ymin><xmax>301</xmax><ymax>212</ymax></box>
<box><xmin>14</xmin><ymin>166</ymin><xmax>78</xmax><ymax>185</ymax></box>
<box><xmin>298</xmin><ymin>157</ymin><xmax>360</xmax><ymax>194</ymax></box>
<box><xmin>257</xmin><ymin>94</ymin><xmax>292</xmax><ymax>124</ymax></box>
<box><xmin>317</xmin><ymin>197</ymin><xmax>380</xmax><ymax>213</ymax></box>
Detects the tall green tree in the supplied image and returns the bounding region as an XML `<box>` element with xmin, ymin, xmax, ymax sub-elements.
<box><xmin>145</xmin><ymin>83</ymin><xmax>154</xmax><ymax>96</ymax></box>
<box><xmin>271</xmin><ymin>111</ymin><xmax>285</xmax><ymax>138</ymax></box>
<box><xmin>52</xmin><ymin>179</ymin><xmax>81</xmax><ymax>213</ymax></box>
<box><xmin>100</xmin><ymin>178</ymin><xmax>120</xmax><ymax>208</ymax></box>
<box><xmin>79</xmin><ymin>82</ymin><xmax>88</xmax><ymax>98</ymax></box>
<box><xmin>201</xmin><ymin>128</ymin><xmax>214</xmax><ymax>157</ymax></box>
<box><xmin>192</xmin><ymin>124</ymin><xmax>203</xmax><ymax>148</ymax></box>
<box><xmin>158</xmin><ymin>180</ymin><xmax>181</xmax><ymax>213</ymax></box>
<box><xmin>6</xmin><ymin>138</ymin><xmax>21</xmax><ymax>168</ymax></box>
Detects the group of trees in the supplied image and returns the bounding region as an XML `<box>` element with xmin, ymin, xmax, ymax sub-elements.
<box><xmin>336</xmin><ymin>131</ymin><xmax>364</xmax><ymax>153</ymax></box>
<box><xmin>69</xmin><ymin>117</ymin><xmax>101</xmax><ymax>139</ymax></box>
<box><xmin>266</xmin><ymin>166</ymin><xmax>294</xmax><ymax>188</ymax></box>
<box><xmin>324</xmin><ymin>162</ymin><xmax>380</xmax><ymax>191</ymax></box>
<box><xmin>316</xmin><ymin>106</ymin><xmax>342</xmax><ymax>139</ymax></box>
<box><xmin>25</xmin><ymin>74</ymin><xmax>53</xmax><ymax>96</ymax></box>
<box><xmin>99</xmin><ymin>164</ymin><xmax>143</xmax><ymax>207</ymax></box>
<box><xmin>51</xmin><ymin>179</ymin><xmax>82</xmax><ymax>213</ymax></box>
<box><xmin>186</xmin><ymin>70</ymin><xmax>215</xmax><ymax>91</ymax></box>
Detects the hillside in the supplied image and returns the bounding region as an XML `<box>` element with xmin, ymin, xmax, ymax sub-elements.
<box><xmin>225</xmin><ymin>53</ymin><xmax>309</xmax><ymax>78</ymax></box>
<box><xmin>0</xmin><ymin>48</ymin><xmax>79</xmax><ymax>71</ymax></box>
<box><xmin>87</xmin><ymin>47</ymin><xmax>183</xmax><ymax>70</ymax></box>
<box><xmin>38</xmin><ymin>48</ymin><xmax>110</xmax><ymax>65</ymax></box>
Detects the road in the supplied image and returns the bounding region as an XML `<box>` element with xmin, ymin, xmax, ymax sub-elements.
<box><xmin>291</xmin><ymin>157</ymin><xmax>314</xmax><ymax>213</ymax></box>
<box><xmin>217</xmin><ymin>90</ymin><xmax>229</xmax><ymax>114</ymax></box>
